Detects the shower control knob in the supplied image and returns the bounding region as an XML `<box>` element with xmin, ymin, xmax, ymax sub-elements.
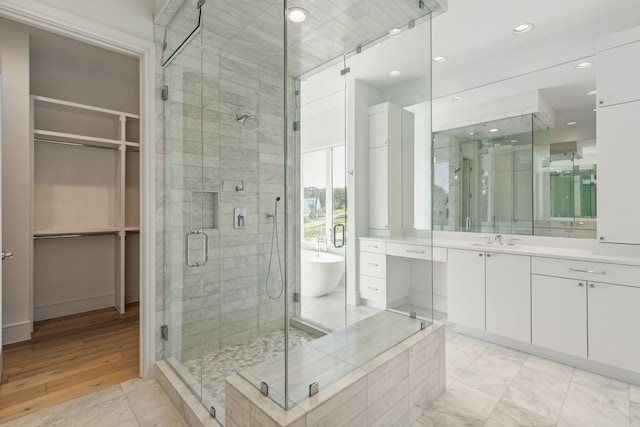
<box><xmin>599</xmin><ymin>236</ymin><xmax>605</xmax><ymax>241</ymax></box>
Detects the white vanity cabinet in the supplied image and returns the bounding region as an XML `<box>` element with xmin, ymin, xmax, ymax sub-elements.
<box><xmin>367</xmin><ymin>103</ymin><xmax>413</xmax><ymax>230</ymax></box>
<box><xmin>596</xmin><ymin>100</ymin><xmax>640</xmax><ymax>244</ymax></box>
<box><xmin>531</xmin><ymin>257</ymin><xmax>640</xmax><ymax>373</ymax></box>
<box><xmin>596</xmin><ymin>27</ymin><xmax>640</xmax><ymax>245</ymax></box>
<box><xmin>359</xmin><ymin>240</ymin><xmax>387</xmax><ymax>309</ymax></box>
<box><xmin>447</xmin><ymin>249</ymin><xmax>486</xmax><ymax>330</ymax></box>
<box><xmin>588</xmin><ymin>281</ymin><xmax>640</xmax><ymax>373</ymax></box>
<box><xmin>485</xmin><ymin>252</ymin><xmax>531</xmax><ymax>343</ymax></box>
<box><xmin>448</xmin><ymin>248</ymin><xmax>531</xmax><ymax>341</ymax></box>
<box><xmin>531</xmin><ymin>275</ymin><xmax>587</xmax><ymax>358</ymax></box>
<box><xmin>596</xmin><ymin>39</ymin><xmax>640</xmax><ymax>107</ymax></box>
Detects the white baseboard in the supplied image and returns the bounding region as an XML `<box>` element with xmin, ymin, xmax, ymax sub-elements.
<box><xmin>34</xmin><ymin>294</ymin><xmax>115</xmax><ymax>321</ymax></box>
<box><xmin>2</xmin><ymin>320</ymin><xmax>32</xmax><ymax>345</ymax></box>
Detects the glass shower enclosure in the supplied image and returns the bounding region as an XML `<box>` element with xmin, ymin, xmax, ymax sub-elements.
<box><xmin>157</xmin><ymin>0</ymin><xmax>440</xmax><ymax>422</ymax></box>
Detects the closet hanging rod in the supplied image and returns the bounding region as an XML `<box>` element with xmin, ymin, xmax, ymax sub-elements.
<box><xmin>34</xmin><ymin>232</ymin><xmax>119</xmax><ymax>240</ymax></box>
<box><xmin>33</xmin><ymin>138</ymin><xmax>119</xmax><ymax>151</ymax></box>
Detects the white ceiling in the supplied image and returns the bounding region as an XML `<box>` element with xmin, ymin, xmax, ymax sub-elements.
<box><xmin>303</xmin><ymin>0</ymin><xmax>640</xmax><ymax>145</ymax></box>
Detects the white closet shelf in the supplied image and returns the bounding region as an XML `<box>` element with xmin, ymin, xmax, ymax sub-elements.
<box><xmin>34</xmin><ymin>130</ymin><xmax>126</xmax><ymax>149</ymax></box>
<box><xmin>32</xmin><ymin>95</ymin><xmax>140</xmax><ymax>119</ymax></box>
<box><xmin>34</xmin><ymin>227</ymin><xmax>122</xmax><ymax>237</ymax></box>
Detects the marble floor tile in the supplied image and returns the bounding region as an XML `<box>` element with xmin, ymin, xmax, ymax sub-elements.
<box><xmin>484</xmin><ymin>400</ymin><xmax>556</xmax><ymax>427</ymax></box>
<box><xmin>632</xmin><ymin>385</ymin><xmax>640</xmax><ymax>403</ymax></box>
<box><xmin>445</xmin><ymin>340</ymin><xmax>481</xmax><ymax>386</ymax></box>
<box><xmin>522</xmin><ymin>355</ymin><xmax>575</xmax><ymax>381</ymax></box>
<box><xmin>631</xmin><ymin>402</ymin><xmax>640</xmax><ymax>427</ymax></box>
<box><xmin>482</xmin><ymin>343</ymin><xmax>529</xmax><ymax>366</ymax></box>
<box><xmin>571</xmin><ymin>368</ymin><xmax>630</xmax><ymax>393</ymax></box>
<box><xmin>47</xmin><ymin>395</ymin><xmax>137</xmax><ymax>427</ymax></box>
<box><xmin>557</xmin><ymin>381</ymin><xmax>629</xmax><ymax>427</ymax></box>
<box><xmin>456</xmin><ymin>353</ymin><xmax>523</xmax><ymax>399</ymax></box>
<box><xmin>501</xmin><ymin>366</ymin><xmax>572</xmax><ymax>421</ymax></box>
<box><xmin>418</xmin><ymin>381</ymin><xmax>499</xmax><ymax>426</ymax></box>
<box><xmin>449</xmin><ymin>333</ymin><xmax>491</xmax><ymax>353</ymax></box>
<box><xmin>125</xmin><ymin>382</ymin><xmax>176</xmax><ymax>416</ymax></box>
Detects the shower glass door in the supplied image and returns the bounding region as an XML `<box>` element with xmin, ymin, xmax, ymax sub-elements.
<box><xmin>161</xmin><ymin>0</ymin><xmax>215</xmax><ymax>414</ymax></box>
<box><xmin>297</xmin><ymin>53</ymin><xmax>348</xmax><ymax>331</ymax></box>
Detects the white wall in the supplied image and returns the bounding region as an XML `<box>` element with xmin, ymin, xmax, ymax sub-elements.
<box><xmin>34</xmin><ymin>0</ymin><xmax>156</xmax><ymax>41</ymax></box>
<box><xmin>0</xmin><ymin>21</ymin><xmax>32</xmax><ymax>344</ymax></box>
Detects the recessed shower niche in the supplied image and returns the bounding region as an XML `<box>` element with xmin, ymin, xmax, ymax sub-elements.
<box><xmin>190</xmin><ymin>190</ymin><xmax>218</xmax><ymax>230</ymax></box>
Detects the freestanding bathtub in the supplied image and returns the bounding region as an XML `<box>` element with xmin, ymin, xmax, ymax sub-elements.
<box><xmin>300</xmin><ymin>250</ymin><xmax>345</xmax><ymax>297</ymax></box>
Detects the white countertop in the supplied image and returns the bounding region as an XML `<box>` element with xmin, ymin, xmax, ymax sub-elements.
<box><xmin>359</xmin><ymin>235</ymin><xmax>640</xmax><ymax>267</ymax></box>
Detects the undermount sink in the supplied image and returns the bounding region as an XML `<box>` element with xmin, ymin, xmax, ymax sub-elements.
<box><xmin>468</xmin><ymin>242</ymin><xmax>522</xmax><ymax>250</ymax></box>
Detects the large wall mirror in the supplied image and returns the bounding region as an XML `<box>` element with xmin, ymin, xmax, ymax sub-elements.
<box><xmin>427</xmin><ymin>0</ymin><xmax>640</xmax><ymax>239</ymax></box>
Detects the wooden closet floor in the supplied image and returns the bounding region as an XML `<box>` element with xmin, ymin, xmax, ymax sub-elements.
<box><xmin>0</xmin><ymin>303</ymin><xmax>139</xmax><ymax>424</ymax></box>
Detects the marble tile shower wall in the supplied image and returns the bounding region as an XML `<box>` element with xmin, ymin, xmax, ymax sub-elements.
<box><xmin>154</xmin><ymin>7</ymin><xmax>298</xmax><ymax>364</ymax></box>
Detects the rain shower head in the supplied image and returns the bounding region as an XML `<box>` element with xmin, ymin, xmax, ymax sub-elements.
<box><xmin>236</xmin><ymin>114</ymin><xmax>260</xmax><ymax>131</ymax></box>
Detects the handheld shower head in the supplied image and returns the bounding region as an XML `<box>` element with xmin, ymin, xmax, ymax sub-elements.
<box><xmin>236</xmin><ymin>114</ymin><xmax>260</xmax><ymax>131</ymax></box>
<box><xmin>273</xmin><ymin>196</ymin><xmax>281</xmax><ymax>218</ymax></box>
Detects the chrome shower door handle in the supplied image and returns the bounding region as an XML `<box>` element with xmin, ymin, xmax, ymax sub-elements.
<box><xmin>185</xmin><ymin>230</ymin><xmax>208</xmax><ymax>267</ymax></box>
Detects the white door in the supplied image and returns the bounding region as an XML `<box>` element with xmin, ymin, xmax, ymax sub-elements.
<box><xmin>486</xmin><ymin>252</ymin><xmax>531</xmax><ymax>343</ymax></box>
<box><xmin>531</xmin><ymin>274</ymin><xmax>587</xmax><ymax>358</ymax></box>
<box><xmin>447</xmin><ymin>248</ymin><xmax>485</xmax><ymax>330</ymax></box>
<box><xmin>588</xmin><ymin>281</ymin><xmax>640</xmax><ymax>373</ymax></box>
<box><xmin>597</xmin><ymin>100</ymin><xmax>640</xmax><ymax>244</ymax></box>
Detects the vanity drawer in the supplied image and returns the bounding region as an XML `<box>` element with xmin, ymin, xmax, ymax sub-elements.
<box><xmin>532</xmin><ymin>257</ymin><xmax>640</xmax><ymax>287</ymax></box>
<box><xmin>360</xmin><ymin>251</ymin><xmax>386</xmax><ymax>278</ymax></box>
<box><xmin>360</xmin><ymin>239</ymin><xmax>386</xmax><ymax>254</ymax></box>
<box><xmin>387</xmin><ymin>242</ymin><xmax>430</xmax><ymax>260</ymax></box>
<box><xmin>359</xmin><ymin>275</ymin><xmax>386</xmax><ymax>307</ymax></box>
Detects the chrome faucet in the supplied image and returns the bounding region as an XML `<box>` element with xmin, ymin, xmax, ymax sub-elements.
<box><xmin>316</xmin><ymin>236</ymin><xmax>328</xmax><ymax>252</ymax></box>
<box><xmin>495</xmin><ymin>234</ymin><xmax>503</xmax><ymax>245</ymax></box>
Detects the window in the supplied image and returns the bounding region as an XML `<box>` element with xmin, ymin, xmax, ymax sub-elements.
<box><xmin>302</xmin><ymin>145</ymin><xmax>346</xmax><ymax>242</ymax></box>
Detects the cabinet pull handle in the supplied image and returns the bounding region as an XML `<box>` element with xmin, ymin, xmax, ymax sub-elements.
<box><xmin>590</xmin><ymin>284</ymin><xmax>595</xmax><ymax>288</ymax></box>
<box><xmin>406</xmin><ymin>249</ymin><xmax>424</xmax><ymax>254</ymax></box>
<box><xmin>368</xmin><ymin>286</ymin><xmax>378</xmax><ymax>291</ymax></box>
<box><xmin>486</xmin><ymin>253</ymin><xmax>491</xmax><ymax>258</ymax></box>
<box><xmin>478</xmin><ymin>253</ymin><xmax>483</xmax><ymax>257</ymax></box>
<box><xmin>578</xmin><ymin>283</ymin><xmax>584</xmax><ymax>287</ymax></box>
<box><xmin>569</xmin><ymin>267</ymin><xmax>606</xmax><ymax>275</ymax></box>
<box><xmin>368</xmin><ymin>263</ymin><xmax>379</xmax><ymax>267</ymax></box>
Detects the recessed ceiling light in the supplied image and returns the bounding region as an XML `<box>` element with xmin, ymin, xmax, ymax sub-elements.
<box><xmin>287</xmin><ymin>7</ymin><xmax>307</xmax><ymax>23</ymax></box>
<box><xmin>575</xmin><ymin>62</ymin><xmax>593</xmax><ymax>69</ymax></box>
<box><xmin>489</xmin><ymin>128</ymin><xmax>499</xmax><ymax>133</ymax></box>
<box><xmin>469</xmin><ymin>132</ymin><xmax>475</xmax><ymax>136</ymax></box>
<box><xmin>389</xmin><ymin>70</ymin><xmax>401</xmax><ymax>77</ymax></box>
<box><xmin>512</xmin><ymin>23</ymin><xmax>534</xmax><ymax>34</ymax></box>
<box><xmin>432</xmin><ymin>56</ymin><xmax>447</xmax><ymax>63</ymax></box>
<box><xmin>389</xmin><ymin>28</ymin><xmax>402</xmax><ymax>36</ymax></box>
<box><xmin>585</xmin><ymin>90</ymin><xmax>597</xmax><ymax>96</ymax></box>
<box><xmin>452</xmin><ymin>96</ymin><xmax>464</xmax><ymax>101</ymax></box>
<box><xmin>567</xmin><ymin>121</ymin><xmax>577</xmax><ymax>126</ymax></box>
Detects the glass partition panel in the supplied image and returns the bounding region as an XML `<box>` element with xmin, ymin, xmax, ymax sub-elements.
<box><xmin>160</xmin><ymin>0</ymin><xmax>440</xmax><ymax>418</ymax></box>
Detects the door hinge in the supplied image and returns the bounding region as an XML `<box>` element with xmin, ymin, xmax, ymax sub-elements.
<box><xmin>161</xmin><ymin>325</ymin><xmax>169</xmax><ymax>341</ymax></box>
<box><xmin>293</xmin><ymin>121</ymin><xmax>300</xmax><ymax>131</ymax></box>
<box><xmin>161</xmin><ymin>86</ymin><xmax>169</xmax><ymax>101</ymax></box>
<box><xmin>340</xmin><ymin>67</ymin><xmax>351</xmax><ymax>76</ymax></box>
<box><xmin>293</xmin><ymin>292</ymin><xmax>301</xmax><ymax>303</ymax></box>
